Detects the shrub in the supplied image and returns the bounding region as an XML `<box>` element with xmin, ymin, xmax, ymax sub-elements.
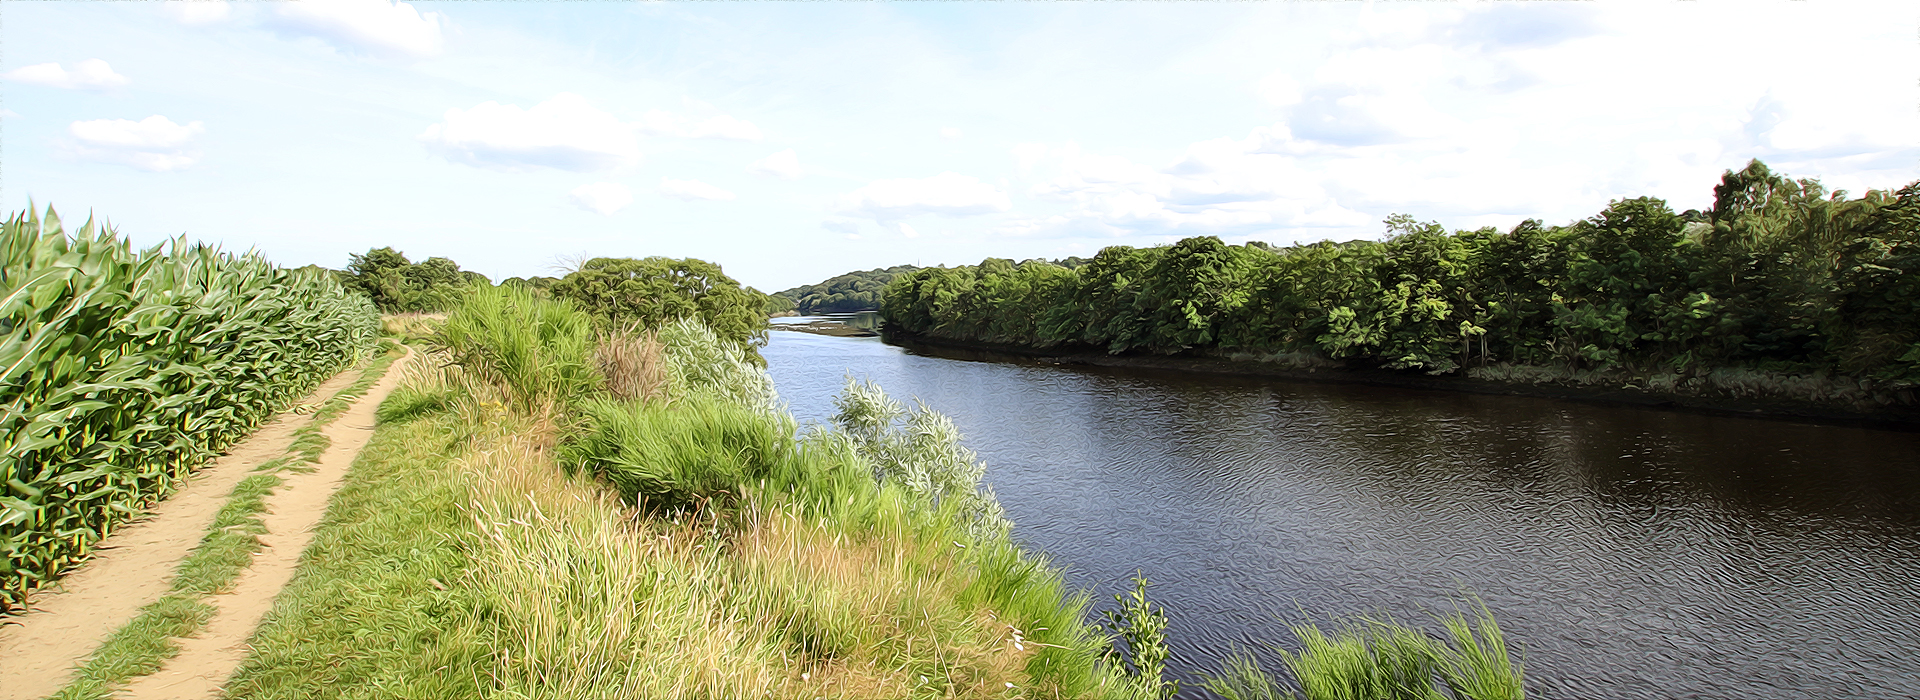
<box><xmin>435</xmin><ymin>285</ymin><xmax>599</xmax><ymax>406</ymax></box>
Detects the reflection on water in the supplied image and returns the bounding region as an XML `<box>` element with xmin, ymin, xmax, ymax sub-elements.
<box><xmin>762</xmin><ymin>329</ymin><xmax>1920</xmax><ymax>699</ymax></box>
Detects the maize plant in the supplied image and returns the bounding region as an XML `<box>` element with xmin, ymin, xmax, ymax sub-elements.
<box><xmin>0</xmin><ymin>204</ymin><xmax>379</xmax><ymax>614</ymax></box>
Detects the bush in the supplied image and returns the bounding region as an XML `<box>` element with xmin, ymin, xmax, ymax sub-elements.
<box><xmin>551</xmin><ymin>257</ymin><xmax>767</xmax><ymax>358</ymax></box>
<box><xmin>435</xmin><ymin>285</ymin><xmax>599</xmax><ymax>406</ymax></box>
<box><xmin>563</xmin><ymin>395</ymin><xmax>802</xmax><ymax>510</ymax></box>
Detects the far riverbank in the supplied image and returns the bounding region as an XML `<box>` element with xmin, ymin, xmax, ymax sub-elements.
<box><xmin>882</xmin><ymin>328</ymin><xmax>1920</xmax><ymax>431</ymax></box>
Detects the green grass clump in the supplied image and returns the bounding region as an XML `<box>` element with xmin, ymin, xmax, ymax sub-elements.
<box><xmin>564</xmin><ymin>395</ymin><xmax>803</xmax><ymax>510</ymax></box>
<box><xmin>1201</xmin><ymin>599</ymin><xmax>1525</xmax><ymax>700</ymax></box>
<box><xmin>437</xmin><ymin>284</ymin><xmax>599</xmax><ymax>406</ymax></box>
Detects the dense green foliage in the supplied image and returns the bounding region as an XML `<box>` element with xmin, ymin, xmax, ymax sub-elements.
<box><xmin>341</xmin><ymin>246</ymin><xmax>489</xmax><ymax>313</ymax></box>
<box><xmin>884</xmin><ymin>162</ymin><xmax>1920</xmax><ymax>387</ymax></box>
<box><xmin>437</xmin><ymin>285</ymin><xmax>601</xmax><ymax>407</ymax></box>
<box><xmin>772</xmin><ymin>265</ymin><xmax>919</xmax><ymax>314</ymax></box>
<box><xmin>434</xmin><ymin>292</ymin><xmax>1124</xmax><ymax>697</ymax></box>
<box><xmin>0</xmin><ymin>205</ymin><xmax>380</xmax><ymax>613</ymax></box>
<box><xmin>551</xmin><ymin>256</ymin><xmax>768</xmax><ymax>353</ymax></box>
<box><xmin>499</xmin><ymin>274</ymin><xmax>561</xmax><ymax>295</ymax></box>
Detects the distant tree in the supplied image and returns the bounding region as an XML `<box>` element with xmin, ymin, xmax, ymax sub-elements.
<box><xmin>774</xmin><ymin>265</ymin><xmax>921</xmax><ymax>314</ymax></box>
<box><xmin>552</xmin><ymin>256</ymin><xmax>768</xmax><ymax>357</ymax></box>
<box><xmin>343</xmin><ymin>247</ymin><xmax>485</xmax><ymax>312</ymax></box>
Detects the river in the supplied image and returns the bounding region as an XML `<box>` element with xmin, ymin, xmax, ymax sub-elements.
<box><xmin>761</xmin><ymin>324</ymin><xmax>1920</xmax><ymax>699</ymax></box>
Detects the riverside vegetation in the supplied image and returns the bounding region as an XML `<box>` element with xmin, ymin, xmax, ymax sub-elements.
<box><xmin>5</xmin><ymin>202</ymin><xmax>1528</xmax><ymax>698</ymax></box>
<box><xmin>0</xmin><ymin>205</ymin><xmax>380</xmax><ymax>614</ymax></box>
<box><xmin>881</xmin><ymin>161</ymin><xmax>1920</xmax><ymax>411</ymax></box>
<box><xmin>225</xmin><ymin>283</ymin><xmax>1525</xmax><ymax>699</ymax></box>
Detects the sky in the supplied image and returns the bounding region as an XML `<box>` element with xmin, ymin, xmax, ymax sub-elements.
<box><xmin>3</xmin><ymin>0</ymin><xmax>1916</xmax><ymax>294</ymax></box>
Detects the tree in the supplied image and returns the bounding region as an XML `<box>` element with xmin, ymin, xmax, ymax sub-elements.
<box><xmin>551</xmin><ymin>256</ymin><xmax>768</xmax><ymax>357</ymax></box>
<box><xmin>343</xmin><ymin>247</ymin><xmax>482</xmax><ymax>312</ymax></box>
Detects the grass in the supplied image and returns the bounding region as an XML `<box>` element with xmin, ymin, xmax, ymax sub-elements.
<box><xmin>216</xmin><ymin>306</ymin><xmax>1128</xmax><ymax>699</ymax></box>
<box><xmin>213</xmin><ymin>296</ymin><xmax>1529</xmax><ymax>700</ymax></box>
<box><xmin>1199</xmin><ymin>600</ymin><xmax>1525</xmax><ymax>700</ymax></box>
<box><xmin>46</xmin><ymin>345</ymin><xmax>404</xmax><ymax>700</ymax></box>
<box><xmin>382</xmin><ymin>312</ymin><xmax>448</xmax><ymax>342</ymax></box>
<box><xmin>222</xmin><ymin>368</ymin><xmax>481</xmax><ymax>700</ymax></box>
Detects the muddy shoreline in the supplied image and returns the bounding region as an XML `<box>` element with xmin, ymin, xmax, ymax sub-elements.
<box><xmin>881</xmin><ymin>329</ymin><xmax>1920</xmax><ymax>432</ymax></box>
<box><xmin>770</xmin><ymin>319</ymin><xmax>877</xmax><ymax>338</ymax></box>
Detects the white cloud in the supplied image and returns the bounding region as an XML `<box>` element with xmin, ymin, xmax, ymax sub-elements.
<box><xmin>638</xmin><ymin>99</ymin><xmax>763</xmax><ymax>141</ymax></box>
<box><xmin>419</xmin><ymin>93</ymin><xmax>641</xmax><ymax>173</ymax></box>
<box><xmin>568</xmin><ymin>182</ymin><xmax>632</xmax><ymax>216</ymax></box>
<box><xmin>898</xmin><ymin>222</ymin><xmax>920</xmax><ymax>238</ymax></box>
<box><xmin>272</xmin><ymin>0</ymin><xmax>445</xmax><ymax>58</ymax></box>
<box><xmin>0</xmin><ymin>109</ymin><xmax>19</xmax><ymax>119</ymax></box>
<box><xmin>4</xmin><ymin>60</ymin><xmax>129</xmax><ymax>90</ymax></box>
<box><xmin>837</xmin><ymin>172</ymin><xmax>1012</xmax><ymax>221</ymax></box>
<box><xmin>1255</xmin><ymin>71</ymin><xmax>1301</xmax><ymax>106</ymax></box>
<box><xmin>67</xmin><ymin>115</ymin><xmax>204</xmax><ymax>172</ymax></box>
<box><xmin>660</xmin><ymin>178</ymin><xmax>736</xmax><ymax>201</ymax></box>
<box><xmin>1005</xmin><ymin>138</ymin><xmax>1372</xmax><ymax>241</ymax></box>
<box><xmin>940</xmin><ymin>127</ymin><xmax>963</xmax><ymax>141</ymax></box>
<box><xmin>747</xmin><ymin>149</ymin><xmax>802</xmax><ymax>179</ymax></box>
<box><xmin>163</xmin><ymin>1</ymin><xmax>231</xmax><ymax>25</ymax></box>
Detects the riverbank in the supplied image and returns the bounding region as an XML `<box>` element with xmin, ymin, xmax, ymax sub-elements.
<box><xmin>882</xmin><ymin>329</ymin><xmax>1920</xmax><ymax>431</ymax></box>
<box><xmin>769</xmin><ymin>317</ymin><xmax>877</xmax><ymax>337</ymax></box>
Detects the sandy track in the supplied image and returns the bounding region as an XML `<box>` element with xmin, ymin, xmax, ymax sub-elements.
<box><xmin>113</xmin><ymin>347</ymin><xmax>413</xmax><ymax>700</ymax></box>
<box><xmin>0</xmin><ymin>366</ymin><xmax>364</xmax><ymax>700</ymax></box>
<box><xmin>0</xmin><ymin>349</ymin><xmax>413</xmax><ymax>700</ymax></box>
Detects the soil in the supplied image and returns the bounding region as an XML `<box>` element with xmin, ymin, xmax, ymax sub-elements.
<box><xmin>117</xmin><ymin>347</ymin><xmax>412</xmax><ymax>700</ymax></box>
<box><xmin>771</xmin><ymin>320</ymin><xmax>878</xmax><ymax>338</ymax></box>
<box><xmin>0</xmin><ymin>348</ymin><xmax>412</xmax><ymax>700</ymax></box>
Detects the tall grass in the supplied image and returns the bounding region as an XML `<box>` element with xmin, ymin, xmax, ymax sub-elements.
<box><xmin>0</xmin><ymin>204</ymin><xmax>378</xmax><ymax>613</ymax></box>
<box><xmin>1201</xmin><ymin>600</ymin><xmax>1525</xmax><ymax>700</ymax></box>
<box><xmin>436</xmin><ymin>284</ymin><xmax>599</xmax><ymax>406</ymax></box>
<box><xmin>417</xmin><ymin>290</ymin><xmax>1129</xmax><ymax>698</ymax></box>
<box><xmin>593</xmin><ymin>327</ymin><xmax>667</xmax><ymax>403</ymax></box>
<box><xmin>563</xmin><ymin>394</ymin><xmax>803</xmax><ymax>510</ymax></box>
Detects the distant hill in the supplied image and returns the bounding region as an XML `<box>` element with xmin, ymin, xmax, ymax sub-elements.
<box><xmin>772</xmin><ymin>265</ymin><xmax>920</xmax><ymax>315</ymax></box>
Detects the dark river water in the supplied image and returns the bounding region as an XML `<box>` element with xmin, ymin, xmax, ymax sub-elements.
<box><xmin>761</xmin><ymin>324</ymin><xmax>1920</xmax><ymax>699</ymax></box>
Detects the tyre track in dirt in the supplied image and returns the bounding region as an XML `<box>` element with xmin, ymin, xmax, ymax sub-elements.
<box><xmin>113</xmin><ymin>346</ymin><xmax>414</xmax><ymax>700</ymax></box>
<box><xmin>0</xmin><ymin>365</ymin><xmax>366</xmax><ymax>700</ymax></box>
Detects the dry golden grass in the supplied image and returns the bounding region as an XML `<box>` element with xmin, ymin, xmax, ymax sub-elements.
<box><xmin>732</xmin><ymin>510</ymin><xmax>1036</xmax><ymax>699</ymax></box>
<box><xmin>451</xmin><ymin>389</ymin><xmax>1047</xmax><ymax>699</ymax></box>
<box><xmin>593</xmin><ymin>328</ymin><xmax>669</xmax><ymax>403</ymax></box>
<box><xmin>460</xmin><ymin>408</ymin><xmax>790</xmax><ymax>699</ymax></box>
<box><xmin>381</xmin><ymin>312</ymin><xmax>447</xmax><ymax>341</ymax></box>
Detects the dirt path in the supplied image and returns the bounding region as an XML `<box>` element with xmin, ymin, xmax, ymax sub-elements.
<box><xmin>0</xmin><ymin>366</ymin><xmax>361</xmax><ymax>700</ymax></box>
<box><xmin>0</xmin><ymin>350</ymin><xmax>411</xmax><ymax>700</ymax></box>
<box><xmin>112</xmin><ymin>348</ymin><xmax>413</xmax><ymax>700</ymax></box>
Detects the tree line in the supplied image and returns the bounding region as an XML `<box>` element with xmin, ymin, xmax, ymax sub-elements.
<box><xmin>336</xmin><ymin>248</ymin><xmax>771</xmax><ymax>359</ymax></box>
<box><xmin>882</xmin><ymin>161</ymin><xmax>1920</xmax><ymax>382</ymax></box>
<box><xmin>769</xmin><ymin>265</ymin><xmax>921</xmax><ymax>315</ymax></box>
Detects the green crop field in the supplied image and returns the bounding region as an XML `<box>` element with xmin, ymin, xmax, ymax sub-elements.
<box><xmin>0</xmin><ymin>205</ymin><xmax>380</xmax><ymax>614</ymax></box>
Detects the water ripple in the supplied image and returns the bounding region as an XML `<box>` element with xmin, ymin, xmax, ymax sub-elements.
<box><xmin>765</xmin><ymin>330</ymin><xmax>1920</xmax><ymax>699</ymax></box>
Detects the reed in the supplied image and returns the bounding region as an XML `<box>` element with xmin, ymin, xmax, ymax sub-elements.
<box><xmin>594</xmin><ymin>327</ymin><xmax>668</xmax><ymax>403</ymax></box>
<box><xmin>1202</xmin><ymin>601</ymin><xmax>1525</xmax><ymax>700</ymax></box>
